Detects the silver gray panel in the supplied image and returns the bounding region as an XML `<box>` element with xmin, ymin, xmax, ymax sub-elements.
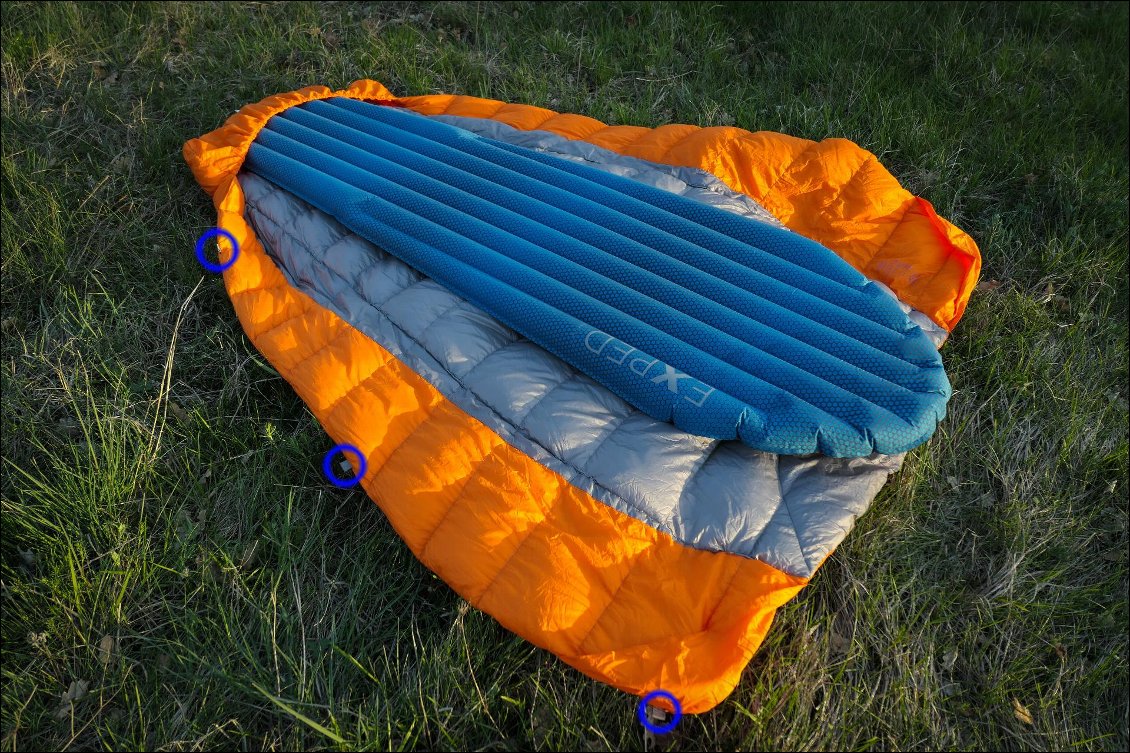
<box><xmin>236</xmin><ymin>114</ymin><xmax>934</xmax><ymax>577</ymax></box>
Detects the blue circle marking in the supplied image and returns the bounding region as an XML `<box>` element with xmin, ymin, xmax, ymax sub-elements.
<box><xmin>638</xmin><ymin>689</ymin><xmax>681</xmax><ymax>735</ymax></box>
<box><xmin>322</xmin><ymin>443</ymin><xmax>366</xmax><ymax>488</ymax></box>
<box><xmin>195</xmin><ymin>228</ymin><xmax>240</xmax><ymax>273</ymax></box>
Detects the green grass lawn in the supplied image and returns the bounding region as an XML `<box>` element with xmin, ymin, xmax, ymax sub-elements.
<box><xmin>2</xmin><ymin>1</ymin><xmax>1127</xmax><ymax>750</ymax></box>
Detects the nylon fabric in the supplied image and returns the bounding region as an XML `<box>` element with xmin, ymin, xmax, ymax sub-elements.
<box><xmin>181</xmin><ymin>79</ymin><xmax>979</xmax><ymax>714</ymax></box>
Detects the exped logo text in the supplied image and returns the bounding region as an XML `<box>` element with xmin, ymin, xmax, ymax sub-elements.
<box><xmin>584</xmin><ymin>330</ymin><xmax>715</xmax><ymax>407</ymax></box>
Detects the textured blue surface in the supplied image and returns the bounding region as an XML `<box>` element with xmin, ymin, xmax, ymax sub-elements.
<box><xmin>244</xmin><ymin>97</ymin><xmax>950</xmax><ymax>456</ymax></box>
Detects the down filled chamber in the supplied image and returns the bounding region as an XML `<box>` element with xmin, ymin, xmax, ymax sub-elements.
<box><xmin>183</xmin><ymin>80</ymin><xmax>979</xmax><ymax>713</ymax></box>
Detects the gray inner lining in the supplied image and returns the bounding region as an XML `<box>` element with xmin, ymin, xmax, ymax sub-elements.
<box><xmin>237</xmin><ymin>113</ymin><xmax>939</xmax><ymax>577</ymax></box>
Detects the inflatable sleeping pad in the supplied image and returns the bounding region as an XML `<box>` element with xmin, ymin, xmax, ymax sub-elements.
<box><xmin>243</xmin><ymin>97</ymin><xmax>949</xmax><ymax>457</ymax></box>
<box><xmin>184</xmin><ymin>80</ymin><xmax>980</xmax><ymax>714</ymax></box>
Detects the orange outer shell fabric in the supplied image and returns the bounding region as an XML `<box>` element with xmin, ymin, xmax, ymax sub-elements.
<box><xmin>183</xmin><ymin>80</ymin><xmax>976</xmax><ymax>713</ymax></box>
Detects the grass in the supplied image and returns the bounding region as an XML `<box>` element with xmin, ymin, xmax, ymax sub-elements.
<box><xmin>1</xmin><ymin>1</ymin><xmax>1127</xmax><ymax>750</ymax></box>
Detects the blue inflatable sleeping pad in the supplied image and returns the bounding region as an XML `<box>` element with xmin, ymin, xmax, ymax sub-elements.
<box><xmin>244</xmin><ymin>97</ymin><xmax>950</xmax><ymax>457</ymax></box>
